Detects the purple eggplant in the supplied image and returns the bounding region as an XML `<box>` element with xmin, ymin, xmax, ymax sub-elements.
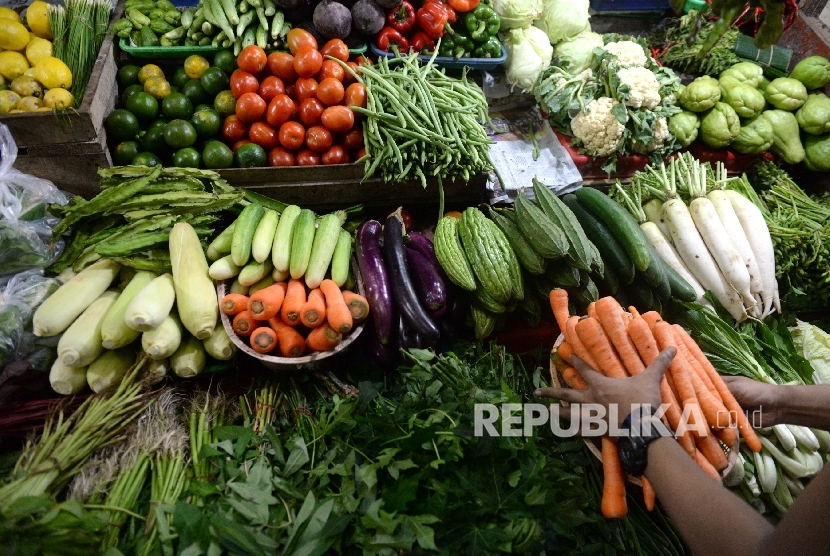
<box><xmin>398</xmin><ymin>316</ymin><xmax>424</xmax><ymax>349</ymax></box>
<box><xmin>405</xmin><ymin>247</ymin><xmax>447</xmax><ymax>313</ymax></box>
<box><xmin>369</xmin><ymin>318</ymin><xmax>398</xmax><ymax>364</ymax></box>
<box><xmin>383</xmin><ymin>212</ymin><xmax>440</xmax><ymax>342</ymax></box>
<box><xmin>357</xmin><ymin>220</ymin><xmax>394</xmax><ymax>345</ymax></box>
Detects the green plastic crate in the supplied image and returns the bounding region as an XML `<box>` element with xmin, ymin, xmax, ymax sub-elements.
<box><xmin>120</xmin><ymin>38</ymin><xmax>367</xmax><ymax>59</ymax></box>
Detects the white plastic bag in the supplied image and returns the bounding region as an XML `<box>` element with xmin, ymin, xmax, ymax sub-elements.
<box><xmin>0</xmin><ymin>269</ymin><xmax>60</xmax><ymax>369</ymax></box>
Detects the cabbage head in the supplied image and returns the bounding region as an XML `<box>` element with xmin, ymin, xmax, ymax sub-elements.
<box><xmin>536</xmin><ymin>0</ymin><xmax>590</xmax><ymax>44</ymax></box>
<box><xmin>553</xmin><ymin>30</ymin><xmax>603</xmax><ymax>74</ymax></box>
<box><xmin>504</xmin><ymin>26</ymin><xmax>553</xmax><ymax>93</ymax></box>
<box><xmin>491</xmin><ymin>0</ymin><xmax>542</xmax><ymax>29</ymax></box>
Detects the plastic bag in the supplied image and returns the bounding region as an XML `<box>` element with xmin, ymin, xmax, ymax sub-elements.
<box><xmin>0</xmin><ymin>269</ymin><xmax>60</xmax><ymax>370</ymax></box>
<box><xmin>0</xmin><ymin>123</ymin><xmax>68</xmax><ymax>275</ymax></box>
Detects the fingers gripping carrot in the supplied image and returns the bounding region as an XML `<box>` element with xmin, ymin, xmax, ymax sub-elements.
<box><xmin>642</xmin><ymin>478</ymin><xmax>656</xmax><ymax>512</ymax></box>
<box><xmin>320</xmin><ymin>279</ymin><xmax>353</xmax><ymax>335</ymax></box>
<box><xmin>575</xmin><ymin>317</ymin><xmax>628</xmax><ymax>379</ymax></box>
<box><xmin>562</xmin><ymin>366</ymin><xmax>589</xmax><ymax>390</ymax></box>
<box><xmin>693</xmin><ymin>448</ymin><xmax>722</xmax><ymax>481</ymax></box>
<box><xmin>549</xmin><ymin>289</ymin><xmax>570</xmax><ymax>334</ymax></box>
<box><xmin>595</xmin><ymin>297</ymin><xmax>645</xmax><ymax>376</ymax></box>
<box><xmin>566</xmin><ymin>316</ymin><xmax>599</xmax><ymax>370</ymax></box>
<box><xmin>651</xmin><ymin>322</ymin><xmax>697</xmax><ymax>405</ymax></box>
<box><xmin>300</xmin><ymin>289</ymin><xmax>327</xmax><ymax>328</ymax></box>
<box><xmin>696</xmin><ymin>429</ymin><xmax>729</xmax><ymax>472</ymax></box>
<box><xmin>601</xmin><ymin>437</ymin><xmax>628</xmax><ymax>519</ymax></box>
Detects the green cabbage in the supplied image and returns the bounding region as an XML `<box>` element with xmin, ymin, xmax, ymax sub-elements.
<box><xmin>503</xmin><ymin>26</ymin><xmax>553</xmax><ymax>93</ymax></box>
<box><xmin>536</xmin><ymin>0</ymin><xmax>590</xmax><ymax>44</ymax></box>
<box><xmin>791</xmin><ymin>320</ymin><xmax>830</xmax><ymax>384</ymax></box>
<box><xmin>552</xmin><ymin>29</ymin><xmax>602</xmax><ymax>74</ymax></box>
<box><xmin>491</xmin><ymin>0</ymin><xmax>543</xmax><ymax>30</ymax></box>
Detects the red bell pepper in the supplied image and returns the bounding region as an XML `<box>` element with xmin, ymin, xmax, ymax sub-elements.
<box><xmin>376</xmin><ymin>26</ymin><xmax>409</xmax><ymax>52</ymax></box>
<box><xmin>387</xmin><ymin>1</ymin><xmax>415</xmax><ymax>34</ymax></box>
<box><xmin>416</xmin><ymin>0</ymin><xmax>451</xmax><ymax>40</ymax></box>
<box><xmin>410</xmin><ymin>31</ymin><xmax>436</xmax><ymax>54</ymax></box>
<box><xmin>447</xmin><ymin>0</ymin><xmax>479</xmax><ymax>12</ymax></box>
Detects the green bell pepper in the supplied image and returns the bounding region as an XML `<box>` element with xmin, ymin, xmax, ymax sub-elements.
<box><xmin>464</xmin><ymin>4</ymin><xmax>499</xmax><ymax>42</ymax></box>
<box><xmin>439</xmin><ymin>27</ymin><xmax>473</xmax><ymax>58</ymax></box>
<box><xmin>473</xmin><ymin>36</ymin><xmax>501</xmax><ymax>58</ymax></box>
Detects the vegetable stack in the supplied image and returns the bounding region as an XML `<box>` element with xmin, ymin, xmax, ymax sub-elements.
<box><xmin>549</xmin><ymin>289</ymin><xmax>760</xmax><ymax>519</ymax></box>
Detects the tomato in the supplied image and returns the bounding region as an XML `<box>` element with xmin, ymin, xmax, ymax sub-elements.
<box><xmin>316</xmin><ymin>77</ymin><xmax>345</xmax><ymax>107</ymax></box>
<box><xmin>298</xmin><ymin>97</ymin><xmax>325</xmax><ymax>128</ymax></box>
<box><xmin>315</xmin><ymin>59</ymin><xmax>345</xmax><ymax>82</ymax></box>
<box><xmin>342</xmin><ymin>128</ymin><xmax>363</xmax><ymax>151</ymax></box>
<box><xmin>287</xmin><ymin>28</ymin><xmax>318</xmax><ymax>55</ymax></box>
<box><xmin>320</xmin><ymin>38</ymin><xmax>349</xmax><ymax>62</ymax></box>
<box><xmin>279</xmin><ymin>121</ymin><xmax>306</xmax><ymax>150</ymax></box>
<box><xmin>222</xmin><ymin>114</ymin><xmax>248</xmax><ymax>143</ymax></box>
<box><xmin>266</xmin><ymin>52</ymin><xmax>298</xmax><ymax>84</ymax></box>
<box><xmin>343</xmin><ymin>62</ymin><xmax>359</xmax><ymax>87</ymax></box>
<box><xmin>249</xmin><ymin>121</ymin><xmax>280</xmax><ymax>150</ymax></box>
<box><xmin>258</xmin><ymin>76</ymin><xmax>285</xmax><ymax>103</ymax></box>
<box><xmin>385</xmin><ymin>207</ymin><xmax>414</xmax><ymax>230</ymax></box>
<box><xmin>293</xmin><ymin>47</ymin><xmax>323</xmax><ymax>79</ymax></box>
<box><xmin>266</xmin><ymin>94</ymin><xmax>296</xmax><ymax>128</ymax></box>
<box><xmin>321</xmin><ymin>105</ymin><xmax>354</xmax><ymax>133</ymax></box>
<box><xmin>294</xmin><ymin>78</ymin><xmax>318</xmax><ymax>102</ymax></box>
<box><xmin>355</xmin><ymin>147</ymin><xmax>366</xmax><ymax>159</ymax></box>
<box><xmin>354</xmin><ymin>55</ymin><xmax>373</xmax><ymax>67</ymax></box>
<box><xmin>268</xmin><ymin>146</ymin><xmax>295</xmax><ymax>167</ymax></box>
<box><xmin>285</xmin><ymin>84</ymin><xmax>295</xmax><ymax>98</ymax></box>
<box><xmin>229</xmin><ymin>70</ymin><xmax>259</xmax><ymax>99</ymax></box>
<box><xmin>295</xmin><ymin>148</ymin><xmax>320</xmax><ymax>166</ymax></box>
<box><xmin>237</xmin><ymin>45</ymin><xmax>267</xmax><ymax>74</ymax></box>
<box><xmin>444</xmin><ymin>210</ymin><xmax>462</xmax><ymax>219</ymax></box>
<box><xmin>344</xmin><ymin>83</ymin><xmax>366</xmax><ymax>110</ymax></box>
<box><xmin>322</xmin><ymin>145</ymin><xmax>349</xmax><ymax>165</ymax></box>
<box><xmin>235</xmin><ymin>92</ymin><xmax>267</xmax><ymax>123</ymax></box>
<box><xmin>304</xmin><ymin>125</ymin><xmax>333</xmax><ymax>153</ymax></box>
<box><xmin>233</xmin><ymin>139</ymin><xmax>252</xmax><ymax>152</ymax></box>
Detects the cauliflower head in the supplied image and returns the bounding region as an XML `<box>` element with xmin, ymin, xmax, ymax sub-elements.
<box><xmin>603</xmin><ymin>41</ymin><xmax>647</xmax><ymax>67</ymax></box>
<box><xmin>571</xmin><ymin>97</ymin><xmax>626</xmax><ymax>157</ymax></box>
<box><xmin>617</xmin><ymin>66</ymin><xmax>661</xmax><ymax>110</ymax></box>
<box><xmin>633</xmin><ymin>116</ymin><xmax>669</xmax><ymax>154</ymax></box>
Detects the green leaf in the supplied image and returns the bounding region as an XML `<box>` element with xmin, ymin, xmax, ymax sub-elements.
<box><xmin>283</xmin><ymin>438</ymin><xmax>310</xmax><ymax>477</ymax></box>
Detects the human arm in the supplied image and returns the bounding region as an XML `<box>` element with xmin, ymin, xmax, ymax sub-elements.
<box><xmin>722</xmin><ymin>376</ymin><xmax>830</xmax><ymax>430</ymax></box>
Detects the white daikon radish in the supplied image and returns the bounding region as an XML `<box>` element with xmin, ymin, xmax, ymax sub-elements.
<box><xmin>707</xmin><ymin>189</ymin><xmax>764</xmax><ymax>294</ymax></box>
<box><xmin>641</xmin><ymin>221</ymin><xmax>707</xmax><ymax>303</ymax></box>
<box><xmin>643</xmin><ymin>199</ymin><xmax>671</xmax><ymax>239</ymax></box>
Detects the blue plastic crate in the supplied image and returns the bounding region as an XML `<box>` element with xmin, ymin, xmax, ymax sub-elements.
<box><xmin>589</xmin><ymin>0</ymin><xmax>671</xmax><ymax>11</ymax></box>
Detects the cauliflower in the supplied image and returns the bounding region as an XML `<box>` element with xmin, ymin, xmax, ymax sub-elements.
<box><xmin>571</xmin><ymin>97</ymin><xmax>626</xmax><ymax>157</ymax></box>
<box><xmin>603</xmin><ymin>40</ymin><xmax>648</xmax><ymax>67</ymax></box>
<box><xmin>617</xmin><ymin>66</ymin><xmax>661</xmax><ymax>110</ymax></box>
<box><xmin>633</xmin><ymin>116</ymin><xmax>669</xmax><ymax>153</ymax></box>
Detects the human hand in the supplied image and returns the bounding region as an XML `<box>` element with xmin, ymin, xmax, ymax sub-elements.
<box><xmin>721</xmin><ymin>376</ymin><xmax>781</xmax><ymax>428</ymax></box>
<box><xmin>534</xmin><ymin>347</ymin><xmax>676</xmax><ymax>428</ymax></box>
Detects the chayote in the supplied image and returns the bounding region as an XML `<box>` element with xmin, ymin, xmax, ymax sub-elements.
<box><xmin>680</xmin><ymin>76</ymin><xmax>721</xmax><ymax>113</ymax></box>
<box><xmin>762</xmin><ymin>109</ymin><xmax>805</xmax><ymax>164</ymax></box>
<box><xmin>804</xmin><ymin>133</ymin><xmax>830</xmax><ymax>171</ymax></box>
<box><xmin>789</xmin><ymin>56</ymin><xmax>830</xmax><ymax>91</ymax></box>
<box><xmin>796</xmin><ymin>96</ymin><xmax>830</xmax><ymax>135</ymax></box>
<box><xmin>758</xmin><ymin>76</ymin><xmax>771</xmax><ymax>93</ymax></box>
<box><xmin>731</xmin><ymin>116</ymin><xmax>774</xmax><ymax>154</ymax></box>
<box><xmin>700</xmin><ymin>102</ymin><xmax>740</xmax><ymax>148</ymax></box>
<box><xmin>808</xmin><ymin>91</ymin><xmax>829</xmax><ymax>100</ymax></box>
<box><xmin>720</xmin><ymin>62</ymin><xmax>765</xmax><ymax>88</ymax></box>
<box><xmin>722</xmin><ymin>83</ymin><xmax>766</xmax><ymax>119</ymax></box>
<box><xmin>668</xmin><ymin>110</ymin><xmax>700</xmax><ymax>147</ymax></box>
<box><xmin>765</xmin><ymin>77</ymin><xmax>808</xmax><ymax>111</ymax></box>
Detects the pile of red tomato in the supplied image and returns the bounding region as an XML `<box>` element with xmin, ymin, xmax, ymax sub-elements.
<box><xmin>222</xmin><ymin>29</ymin><xmax>368</xmax><ymax>167</ymax></box>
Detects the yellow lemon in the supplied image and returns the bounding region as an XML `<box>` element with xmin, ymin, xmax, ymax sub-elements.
<box><xmin>37</xmin><ymin>106</ymin><xmax>51</xmax><ymax>111</ymax></box>
<box><xmin>0</xmin><ymin>7</ymin><xmax>21</xmax><ymax>24</ymax></box>
<box><xmin>0</xmin><ymin>51</ymin><xmax>29</xmax><ymax>81</ymax></box>
<box><xmin>0</xmin><ymin>90</ymin><xmax>21</xmax><ymax>113</ymax></box>
<box><xmin>138</xmin><ymin>64</ymin><xmax>164</xmax><ymax>84</ymax></box>
<box><xmin>10</xmin><ymin>75</ymin><xmax>42</xmax><ymax>98</ymax></box>
<box><xmin>23</xmin><ymin>67</ymin><xmax>37</xmax><ymax>78</ymax></box>
<box><xmin>8</xmin><ymin>109</ymin><xmax>22</xmax><ymax>113</ymax></box>
<box><xmin>0</xmin><ymin>20</ymin><xmax>30</xmax><ymax>51</ymax></box>
<box><xmin>25</xmin><ymin>36</ymin><xmax>52</xmax><ymax>66</ymax></box>
<box><xmin>34</xmin><ymin>56</ymin><xmax>72</xmax><ymax>89</ymax></box>
<box><xmin>26</xmin><ymin>1</ymin><xmax>53</xmax><ymax>40</ymax></box>
<box><xmin>43</xmin><ymin>87</ymin><xmax>73</xmax><ymax>109</ymax></box>
<box><xmin>143</xmin><ymin>76</ymin><xmax>171</xmax><ymax>100</ymax></box>
<box><xmin>183</xmin><ymin>55</ymin><xmax>209</xmax><ymax>79</ymax></box>
<box><xmin>17</xmin><ymin>95</ymin><xmax>42</xmax><ymax>111</ymax></box>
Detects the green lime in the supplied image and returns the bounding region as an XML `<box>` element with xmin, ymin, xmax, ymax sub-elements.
<box><xmin>141</xmin><ymin>125</ymin><xmax>167</xmax><ymax>154</ymax></box>
<box><xmin>0</xmin><ymin>83</ymin><xmax>8</xmax><ymax>91</ymax></box>
<box><xmin>105</xmin><ymin>109</ymin><xmax>140</xmax><ymax>141</ymax></box>
<box><xmin>121</xmin><ymin>83</ymin><xmax>144</xmax><ymax>106</ymax></box>
<box><xmin>171</xmin><ymin>67</ymin><xmax>189</xmax><ymax>89</ymax></box>
<box><xmin>164</xmin><ymin>119</ymin><xmax>197</xmax><ymax>149</ymax></box>
<box><xmin>125</xmin><ymin>91</ymin><xmax>159</xmax><ymax>124</ymax></box>
<box><xmin>234</xmin><ymin>142</ymin><xmax>266</xmax><ymax>168</ymax></box>
<box><xmin>194</xmin><ymin>103</ymin><xmax>212</xmax><ymax>113</ymax></box>
<box><xmin>132</xmin><ymin>152</ymin><xmax>162</xmax><ymax>167</ymax></box>
<box><xmin>213</xmin><ymin>90</ymin><xmax>237</xmax><ymax>118</ymax></box>
<box><xmin>212</xmin><ymin>50</ymin><xmax>238</xmax><ymax>76</ymax></box>
<box><xmin>147</xmin><ymin>118</ymin><xmax>169</xmax><ymax>133</ymax></box>
<box><xmin>172</xmin><ymin>147</ymin><xmax>201</xmax><ymax>168</ymax></box>
<box><xmin>200</xmin><ymin>67</ymin><xmax>229</xmax><ymax>97</ymax></box>
<box><xmin>181</xmin><ymin>78</ymin><xmax>210</xmax><ymax>107</ymax></box>
<box><xmin>117</xmin><ymin>65</ymin><xmax>141</xmax><ymax>89</ymax></box>
<box><xmin>202</xmin><ymin>139</ymin><xmax>234</xmax><ymax>169</ymax></box>
<box><xmin>162</xmin><ymin>92</ymin><xmax>193</xmax><ymax>120</ymax></box>
<box><xmin>114</xmin><ymin>141</ymin><xmax>140</xmax><ymax>166</ymax></box>
<box><xmin>191</xmin><ymin>108</ymin><xmax>221</xmax><ymax>139</ymax></box>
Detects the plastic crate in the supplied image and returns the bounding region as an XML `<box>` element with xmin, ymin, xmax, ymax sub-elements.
<box><xmin>120</xmin><ymin>37</ymin><xmax>367</xmax><ymax>59</ymax></box>
<box><xmin>589</xmin><ymin>0</ymin><xmax>671</xmax><ymax>11</ymax></box>
<box><xmin>370</xmin><ymin>42</ymin><xmax>507</xmax><ymax>71</ymax></box>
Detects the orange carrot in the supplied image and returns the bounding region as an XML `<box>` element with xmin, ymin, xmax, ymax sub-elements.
<box><xmin>595</xmin><ymin>297</ymin><xmax>645</xmax><ymax>376</ymax></box>
<box><xmin>220</xmin><ymin>293</ymin><xmax>250</xmax><ymax>315</ymax></box>
<box><xmin>714</xmin><ymin>425</ymin><xmax>739</xmax><ymax>448</ymax></box>
<box><xmin>300</xmin><ymin>289</ymin><xmax>327</xmax><ymax>329</ymax></box>
<box><xmin>695</xmin><ymin>429</ymin><xmax>729</xmax><ymax>472</ymax></box>
<box><xmin>587</xmin><ymin>301</ymin><xmax>597</xmax><ymax>319</ymax></box>
<box><xmin>306</xmin><ymin>324</ymin><xmax>342</xmax><ymax>352</ymax></box>
<box><xmin>341</xmin><ymin>290</ymin><xmax>370</xmax><ymax>323</ymax></box>
<box><xmin>232</xmin><ymin>310</ymin><xmax>258</xmax><ymax>337</ymax></box>
<box><xmin>281</xmin><ymin>279</ymin><xmax>307</xmax><ymax>326</ymax></box>
<box><xmin>248</xmin><ymin>282</ymin><xmax>287</xmax><ymax>320</ymax></box>
<box><xmin>642</xmin><ymin>311</ymin><xmax>662</xmax><ymax>328</ymax></box>
<box><xmin>549</xmin><ymin>289</ymin><xmax>570</xmax><ymax>334</ymax></box>
<box><xmin>628</xmin><ymin>306</ymin><xmax>642</xmax><ymax>320</ymax></box>
<box><xmin>267</xmin><ymin>317</ymin><xmax>307</xmax><ymax>357</ymax></box>
<box><xmin>651</xmin><ymin>322</ymin><xmax>697</xmax><ymax>405</ymax></box>
<box><xmin>566</xmin><ymin>316</ymin><xmax>599</xmax><ymax>370</ymax></box>
<box><xmin>600</xmin><ymin>437</ymin><xmax>628</xmax><ymax>519</ymax></box>
<box><xmin>694</xmin><ymin>448</ymin><xmax>722</xmax><ymax>481</ymax></box>
<box><xmin>250</xmin><ymin>327</ymin><xmax>278</xmax><ymax>354</ymax></box>
<box><xmin>557</xmin><ymin>341</ymin><xmax>574</xmax><ymax>367</ymax></box>
<box><xmin>674</xmin><ymin>325</ymin><xmax>762</xmax><ymax>452</ymax></box>
<box><xmin>642</xmin><ymin>478</ymin><xmax>656</xmax><ymax>512</ymax></box>
<box><xmin>575</xmin><ymin>317</ymin><xmax>628</xmax><ymax>379</ymax></box>
<box><xmin>320</xmin><ymin>279</ymin><xmax>353</xmax><ymax>335</ymax></box>
<box><xmin>687</xmin><ymin>363</ymin><xmax>731</xmax><ymax>429</ymax></box>
<box><xmin>661</xmin><ymin>375</ymin><xmax>696</xmax><ymax>457</ymax></box>
<box><xmin>673</xmin><ymin>325</ymin><xmax>719</xmax><ymax>396</ymax></box>
<box><xmin>562</xmin><ymin>365</ymin><xmax>589</xmax><ymax>390</ymax></box>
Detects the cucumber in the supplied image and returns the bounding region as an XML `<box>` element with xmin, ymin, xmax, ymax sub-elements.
<box><xmin>574</xmin><ymin>187</ymin><xmax>651</xmax><ymax>272</ymax></box>
<box><xmin>208</xmin><ymin>254</ymin><xmax>242</xmax><ymax>280</ymax></box>
<box><xmin>289</xmin><ymin>209</ymin><xmax>316</xmax><ymax>279</ymax></box>
<box><xmin>181</xmin><ymin>7</ymin><xmax>195</xmax><ymax>28</ymax></box>
<box><xmin>239</xmin><ymin>258</ymin><xmax>273</xmax><ymax>286</ymax></box>
<box><xmin>206</xmin><ymin>222</ymin><xmax>235</xmax><ymax>261</ymax></box>
<box><xmin>532</xmin><ymin>179</ymin><xmax>597</xmax><ymax>272</ymax></box>
<box><xmin>271</xmin><ymin>204</ymin><xmax>301</xmax><ymax>272</ymax></box>
<box><xmin>592</xmin><ymin>264</ymin><xmax>619</xmax><ymax>296</ymax></box>
<box><xmin>305</xmin><ymin>214</ymin><xmax>341</xmax><ymax>289</ymax></box>
<box><xmin>662</xmin><ymin>259</ymin><xmax>698</xmax><ymax>302</ymax></box>
<box><xmin>251</xmin><ymin>209</ymin><xmax>279</xmax><ymax>263</ymax></box>
<box><xmin>628</xmin><ymin>277</ymin><xmax>657</xmax><ymax>312</ymax></box>
<box><xmin>514</xmin><ymin>191</ymin><xmax>569</xmax><ymax>259</ymax></box>
<box><xmin>547</xmin><ymin>263</ymin><xmax>580</xmax><ymax>288</ymax></box>
<box><xmin>231</xmin><ymin>202</ymin><xmax>265</xmax><ymax>266</ymax></box>
<box><xmin>562</xmin><ymin>194</ymin><xmax>636</xmax><ymax>285</ymax></box>
<box><xmin>330</xmin><ymin>230</ymin><xmax>352</xmax><ymax>287</ymax></box>
<box><xmin>641</xmin><ymin>240</ymin><xmax>671</xmax><ymax>301</ymax></box>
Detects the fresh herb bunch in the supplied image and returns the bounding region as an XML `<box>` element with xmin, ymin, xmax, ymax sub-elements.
<box><xmin>649</xmin><ymin>10</ymin><xmax>742</xmax><ymax>77</ymax></box>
